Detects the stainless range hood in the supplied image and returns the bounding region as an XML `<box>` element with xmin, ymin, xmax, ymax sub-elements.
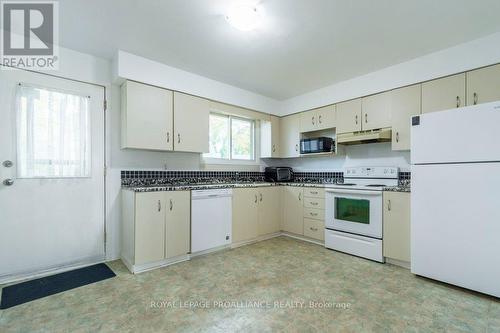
<box><xmin>337</xmin><ymin>128</ymin><xmax>392</xmax><ymax>145</ymax></box>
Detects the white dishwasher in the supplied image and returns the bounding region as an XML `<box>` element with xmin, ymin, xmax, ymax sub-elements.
<box><xmin>191</xmin><ymin>188</ymin><xmax>232</xmax><ymax>254</ymax></box>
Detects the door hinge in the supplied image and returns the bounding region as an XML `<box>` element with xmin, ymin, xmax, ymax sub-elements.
<box><xmin>104</xmin><ymin>165</ymin><xmax>107</xmax><ymax>177</ymax></box>
<box><xmin>103</xmin><ymin>100</ymin><xmax>107</xmax><ymax>111</ymax></box>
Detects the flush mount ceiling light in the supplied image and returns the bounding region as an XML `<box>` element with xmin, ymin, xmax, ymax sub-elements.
<box><xmin>225</xmin><ymin>4</ymin><xmax>261</xmax><ymax>31</ymax></box>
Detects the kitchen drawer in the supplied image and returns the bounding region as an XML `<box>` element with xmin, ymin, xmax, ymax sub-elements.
<box><xmin>303</xmin><ymin>218</ymin><xmax>324</xmax><ymax>241</ymax></box>
<box><xmin>303</xmin><ymin>187</ymin><xmax>325</xmax><ymax>198</ymax></box>
<box><xmin>304</xmin><ymin>197</ymin><xmax>324</xmax><ymax>209</ymax></box>
<box><xmin>303</xmin><ymin>208</ymin><xmax>325</xmax><ymax>221</ymax></box>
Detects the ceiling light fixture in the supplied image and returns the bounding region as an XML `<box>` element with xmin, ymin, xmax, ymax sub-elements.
<box><xmin>225</xmin><ymin>4</ymin><xmax>261</xmax><ymax>32</ymax></box>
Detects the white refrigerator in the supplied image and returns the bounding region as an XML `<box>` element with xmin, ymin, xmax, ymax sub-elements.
<box><xmin>411</xmin><ymin>101</ymin><xmax>500</xmax><ymax>298</ymax></box>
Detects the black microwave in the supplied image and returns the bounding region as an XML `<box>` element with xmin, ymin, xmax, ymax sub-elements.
<box><xmin>264</xmin><ymin>167</ymin><xmax>294</xmax><ymax>182</ymax></box>
<box><xmin>300</xmin><ymin>137</ymin><xmax>334</xmax><ymax>154</ymax></box>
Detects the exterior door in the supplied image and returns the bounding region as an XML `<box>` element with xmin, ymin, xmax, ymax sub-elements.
<box><xmin>0</xmin><ymin>68</ymin><xmax>105</xmax><ymax>282</ymax></box>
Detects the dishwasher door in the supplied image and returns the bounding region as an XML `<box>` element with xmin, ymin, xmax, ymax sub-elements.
<box><xmin>191</xmin><ymin>189</ymin><xmax>233</xmax><ymax>253</ymax></box>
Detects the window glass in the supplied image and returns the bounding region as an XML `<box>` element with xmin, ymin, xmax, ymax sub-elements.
<box><xmin>204</xmin><ymin>113</ymin><xmax>255</xmax><ymax>161</ymax></box>
<box><xmin>206</xmin><ymin>113</ymin><xmax>230</xmax><ymax>159</ymax></box>
<box><xmin>231</xmin><ymin>117</ymin><xmax>254</xmax><ymax>160</ymax></box>
<box><xmin>16</xmin><ymin>85</ymin><xmax>91</xmax><ymax>178</ymax></box>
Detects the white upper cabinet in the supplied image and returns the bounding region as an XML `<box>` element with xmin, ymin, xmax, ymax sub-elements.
<box><xmin>261</xmin><ymin>115</ymin><xmax>280</xmax><ymax>158</ymax></box>
<box><xmin>121</xmin><ymin>80</ymin><xmax>173</xmax><ymax>151</ymax></box>
<box><xmin>390</xmin><ymin>84</ymin><xmax>421</xmax><ymax>151</ymax></box>
<box><xmin>300</xmin><ymin>109</ymin><xmax>317</xmax><ymax>133</ymax></box>
<box><xmin>422</xmin><ymin>73</ymin><xmax>466</xmax><ymax>113</ymax></box>
<box><xmin>336</xmin><ymin>98</ymin><xmax>362</xmax><ymax>134</ymax></box>
<box><xmin>300</xmin><ymin>105</ymin><xmax>336</xmax><ymax>133</ymax></box>
<box><xmin>173</xmin><ymin>92</ymin><xmax>210</xmax><ymax>153</ymax></box>
<box><xmin>361</xmin><ymin>91</ymin><xmax>392</xmax><ymax>130</ymax></box>
<box><xmin>279</xmin><ymin>113</ymin><xmax>301</xmax><ymax>158</ymax></box>
<box><xmin>466</xmin><ymin>64</ymin><xmax>500</xmax><ymax>106</ymax></box>
<box><xmin>316</xmin><ymin>105</ymin><xmax>336</xmax><ymax>131</ymax></box>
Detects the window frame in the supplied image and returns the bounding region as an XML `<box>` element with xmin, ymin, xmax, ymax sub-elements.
<box><xmin>204</xmin><ymin>112</ymin><xmax>258</xmax><ymax>165</ymax></box>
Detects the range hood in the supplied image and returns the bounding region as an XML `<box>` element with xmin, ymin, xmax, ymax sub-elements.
<box><xmin>337</xmin><ymin>128</ymin><xmax>392</xmax><ymax>145</ymax></box>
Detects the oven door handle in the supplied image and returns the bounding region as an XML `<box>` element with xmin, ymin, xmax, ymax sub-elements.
<box><xmin>325</xmin><ymin>189</ymin><xmax>381</xmax><ymax>196</ymax></box>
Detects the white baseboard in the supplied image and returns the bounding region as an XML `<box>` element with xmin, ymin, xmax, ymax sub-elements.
<box><xmin>280</xmin><ymin>232</ymin><xmax>325</xmax><ymax>246</ymax></box>
<box><xmin>0</xmin><ymin>256</ymin><xmax>106</xmax><ymax>285</ymax></box>
<box><xmin>385</xmin><ymin>257</ymin><xmax>411</xmax><ymax>269</ymax></box>
<box><xmin>191</xmin><ymin>244</ymin><xmax>231</xmax><ymax>258</ymax></box>
<box><xmin>231</xmin><ymin>232</ymin><xmax>282</xmax><ymax>249</ymax></box>
<box><xmin>122</xmin><ymin>255</ymin><xmax>190</xmax><ymax>274</ymax></box>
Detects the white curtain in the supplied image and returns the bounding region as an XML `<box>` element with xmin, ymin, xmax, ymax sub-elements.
<box><xmin>16</xmin><ymin>84</ymin><xmax>91</xmax><ymax>178</ymax></box>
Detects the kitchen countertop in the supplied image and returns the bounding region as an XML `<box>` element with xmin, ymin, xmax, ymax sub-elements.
<box><xmin>383</xmin><ymin>185</ymin><xmax>411</xmax><ymax>193</ymax></box>
<box><xmin>122</xmin><ymin>181</ymin><xmax>334</xmax><ymax>192</ymax></box>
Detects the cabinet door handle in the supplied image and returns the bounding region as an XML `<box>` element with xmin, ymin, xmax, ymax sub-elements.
<box><xmin>355</xmin><ymin>115</ymin><xmax>358</xmax><ymax>125</ymax></box>
<box><xmin>456</xmin><ymin>96</ymin><xmax>460</xmax><ymax>108</ymax></box>
<box><xmin>295</xmin><ymin>144</ymin><xmax>298</xmax><ymax>152</ymax></box>
<box><xmin>310</xmin><ymin>212</ymin><xmax>318</xmax><ymax>216</ymax></box>
<box><xmin>365</xmin><ymin>113</ymin><xmax>368</xmax><ymax>123</ymax></box>
<box><xmin>310</xmin><ymin>191</ymin><xmax>318</xmax><ymax>195</ymax></box>
<box><xmin>158</xmin><ymin>200</ymin><xmax>161</xmax><ymax>212</ymax></box>
<box><xmin>298</xmin><ymin>193</ymin><xmax>301</xmax><ymax>201</ymax></box>
<box><xmin>254</xmin><ymin>194</ymin><xmax>258</xmax><ymax>203</ymax></box>
<box><xmin>388</xmin><ymin>199</ymin><xmax>391</xmax><ymax>211</ymax></box>
<box><xmin>318</xmin><ymin>115</ymin><xmax>322</xmax><ymax>124</ymax></box>
<box><xmin>473</xmin><ymin>92</ymin><xmax>478</xmax><ymax>105</ymax></box>
<box><xmin>396</xmin><ymin>132</ymin><xmax>399</xmax><ymax>143</ymax></box>
<box><xmin>169</xmin><ymin>199</ymin><xmax>173</xmax><ymax>211</ymax></box>
<box><xmin>260</xmin><ymin>193</ymin><xmax>263</xmax><ymax>202</ymax></box>
<box><xmin>310</xmin><ymin>201</ymin><xmax>318</xmax><ymax>206</ymax></box>
<box><xmin>312</xmin><ymin>116</ymin><xmax>315</xmax><ymax>125</ymax></box>
<box><xmin>167</xmin><ymin>132</ymin><xmax>170</xmax><ymax>143</ymax></box>
<box><xmin>178</xmin><ymin>133</ymin><xmax>181</xmax><ymax>143</ymax></box>
<box><xmin>310</xmin><ymin>227</ymin><xmax>318</xmax><ymax>231</ymax></box>
<box><xmin>272</xmin><ymin>144</ymin><xmax>276</xmax><ymax>152</ymax></box>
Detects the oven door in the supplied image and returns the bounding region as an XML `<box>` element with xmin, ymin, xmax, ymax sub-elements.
<box><xmin>325</xmin><ymin>189</ymin><xmax>382</xmax><ymax>238</ymax></box>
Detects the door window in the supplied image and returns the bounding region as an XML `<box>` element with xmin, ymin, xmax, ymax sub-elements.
<box><xmin>335</xmin><ymin>197</ymin><xmax>370</xmax><ymax>224</ymax></box>
<box><xmin>16</xmin><ymin>84</ymin><xmax>91</xmax><ymax>178</ymax></box>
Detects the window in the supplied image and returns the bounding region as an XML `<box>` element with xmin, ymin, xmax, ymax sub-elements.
<box><xmin>16</xmin><ymin>84</ymin><xmax>91</xmax><ymax>178</ymax></box>
<box><xmin>205</xmin><ymin>113</ymin><xmax>255</xmax><ymax>161</ymax></box>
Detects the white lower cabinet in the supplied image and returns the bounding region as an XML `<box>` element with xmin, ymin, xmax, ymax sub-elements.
<box><xmin>233</xmin><ymin>187</ymin><xmax>281</xmax><ymax>244</ymax></box>
<box><xmin>121</xmin><ymin>190</ymin><xmax>190</xmax><ymax>273</ymax></box>
<box><xmin>302</xmin><ymin>187</ymin><xmax>325</xmax><ymax>241</ymax></box>
<box><xmin>282</xmin><ymin>186</ymin><xmax>304</xmax><ymax>235</ymax></box>
<box><xmin>383</xmin><ymin>191</ymin><xmax>411</xmax><ymax>263</ymax></box>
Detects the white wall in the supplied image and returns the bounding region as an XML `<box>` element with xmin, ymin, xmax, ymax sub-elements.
<box><xmin>263</xmin><ymin>143</ymin><xmax>410</xmax><ymax>172</ymax></box>
<box><xmin>280</xmin><ymin>31</ymin><xmax>500</xmax><ymax>115</ymax></box>
<box><xmin>114</xmin><ymin>51</ymin><xmax>281</xmax><ymax>115</ymax></box>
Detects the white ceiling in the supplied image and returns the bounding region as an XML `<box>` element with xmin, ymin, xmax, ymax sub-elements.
<box><xmin>59</xmin><ymin>0</ymin><xmax>500</xmax><ymax>100</ymax></box>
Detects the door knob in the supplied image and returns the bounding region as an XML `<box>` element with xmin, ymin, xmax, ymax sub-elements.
<box><xmin>3</xmin><ymin>179</ymin><xmax>14</xmax><ymax>186</ymax></box>
<box><xmin>2</xmin><ymin>160</ymin><xmax>13</xmax><ymax>167</ymax></box>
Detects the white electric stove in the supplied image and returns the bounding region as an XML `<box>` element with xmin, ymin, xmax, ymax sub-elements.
<box><xmin>324</xmin><ymin>167</ymin><xmax>399</xmax><ymax>262</ymax></box>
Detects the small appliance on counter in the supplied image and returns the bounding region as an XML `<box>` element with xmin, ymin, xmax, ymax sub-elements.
<box><xmin>264</xmin><ymin>167</ymin><xmax>294</xmax><ymax>182</ymax></box>
<box><xmin>300</xmin><ymin>137</ymin><xmax>334</xmax><ymax>154</ymax></box>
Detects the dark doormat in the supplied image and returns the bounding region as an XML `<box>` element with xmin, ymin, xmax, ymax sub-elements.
<box><xmin>0</xmin><ymin>263</ymin><xmax>116</xmax><ymax>309</ymax></box>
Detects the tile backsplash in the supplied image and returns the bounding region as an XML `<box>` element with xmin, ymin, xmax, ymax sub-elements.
<box><xmin>121</xmin><ymin>170</ymin><xmax>411</xmax><ymax>187</ymax></box>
